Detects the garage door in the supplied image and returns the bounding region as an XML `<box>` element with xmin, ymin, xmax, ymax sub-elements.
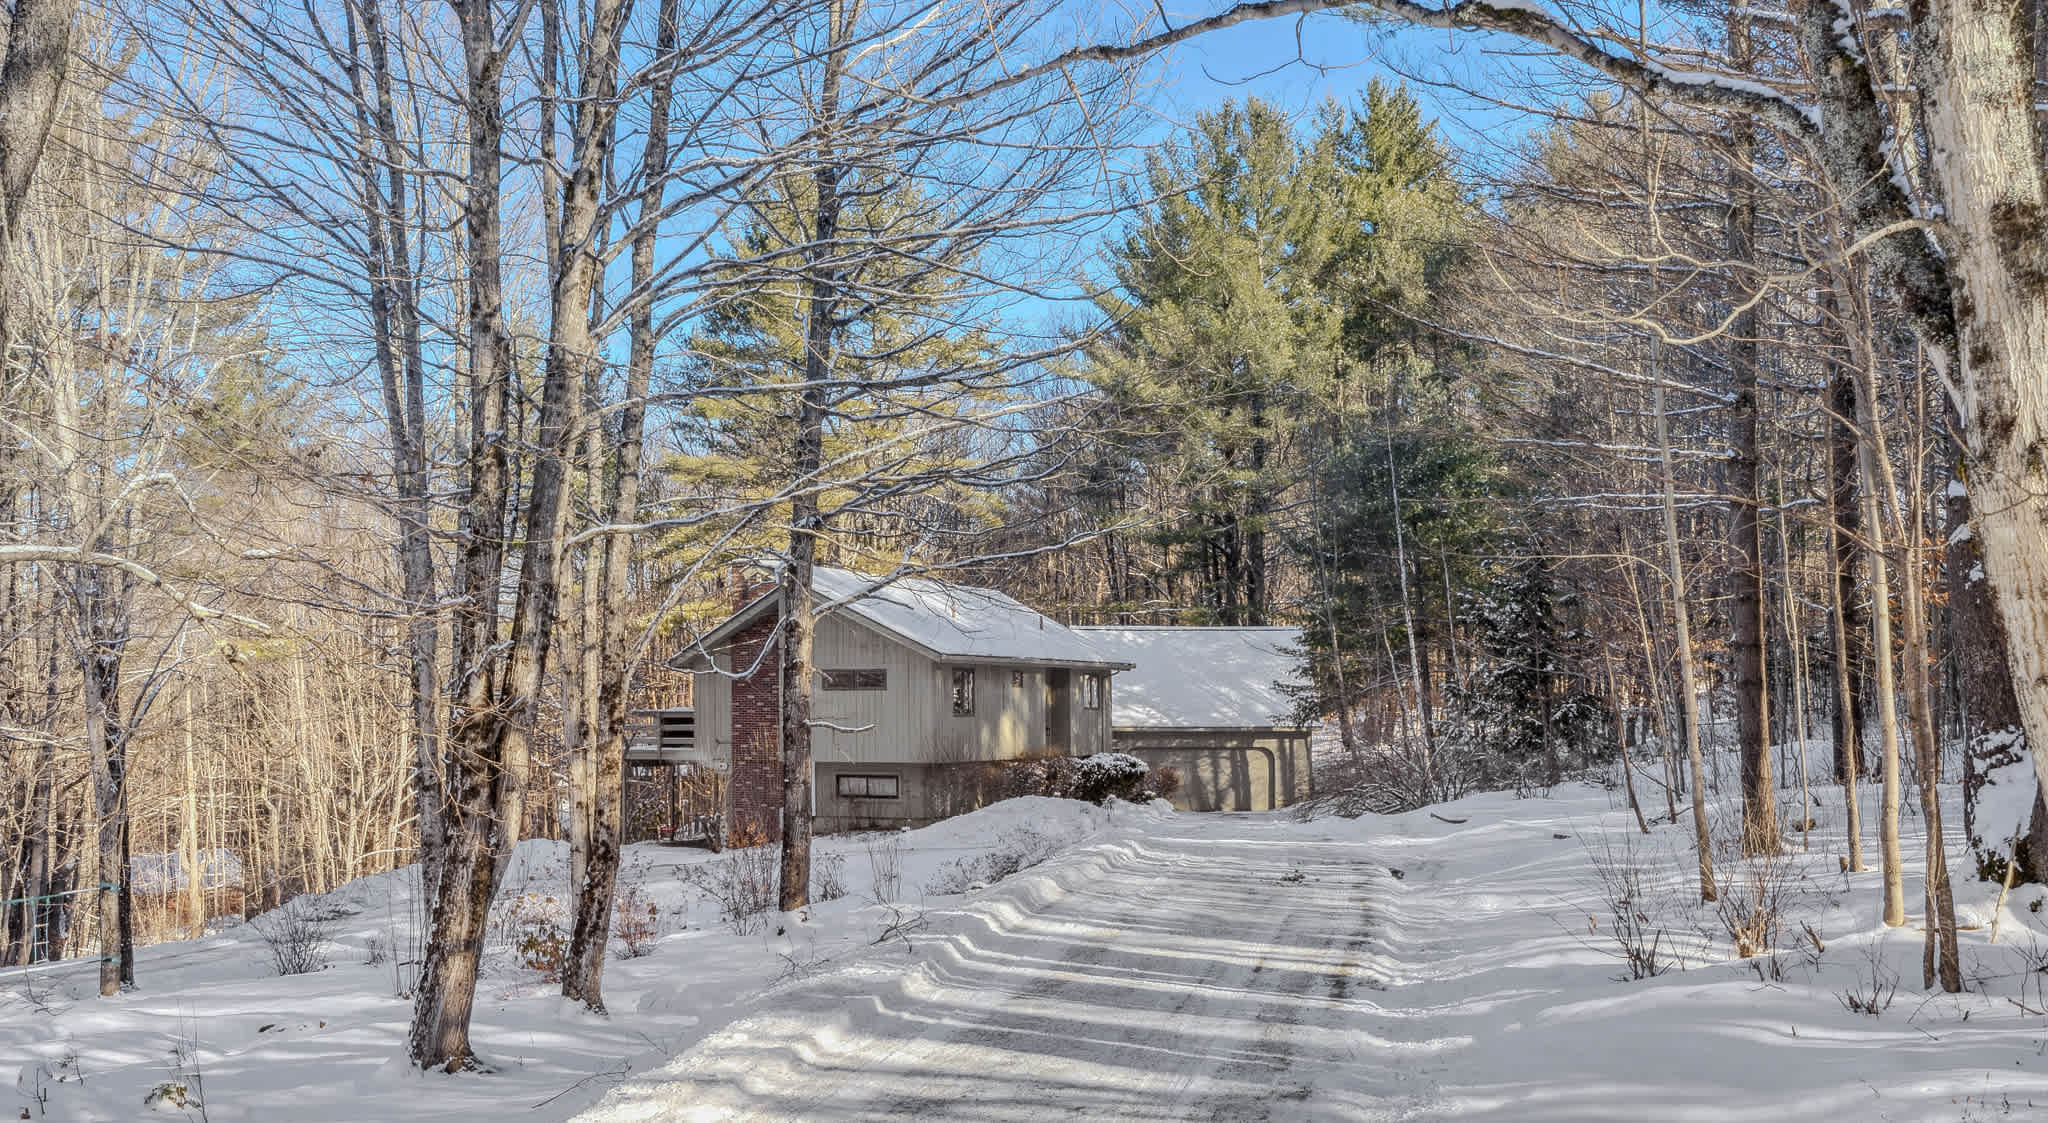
<box><xmin>1125</xmin><ymin>746</ymin><xmax>1275</xmax><ymax>812</ymax></box>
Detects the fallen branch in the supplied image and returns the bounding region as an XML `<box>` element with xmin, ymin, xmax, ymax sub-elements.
<box><xmin>1429</xmin><ymin>813</ymin><xmax>1469</xmax><ymax>825</ymax></box>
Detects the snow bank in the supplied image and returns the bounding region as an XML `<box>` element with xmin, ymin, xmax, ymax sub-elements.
<box><xmin>0</xmin><ymin>795</ymin><xmax>1166</xmax><ymax>1122</ymax></box>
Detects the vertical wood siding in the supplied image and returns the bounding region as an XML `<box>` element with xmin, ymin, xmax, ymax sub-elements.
<box><xmin>702</xmin><ymin>610</ymin><xmax>1123</xmax><ymax>771</ymax></box>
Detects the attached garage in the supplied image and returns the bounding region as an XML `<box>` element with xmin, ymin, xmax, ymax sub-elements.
<box><xmin>1074</xmin><ymin>627</ymin><xmax>1313</xmax><ymax>812</ymax></box>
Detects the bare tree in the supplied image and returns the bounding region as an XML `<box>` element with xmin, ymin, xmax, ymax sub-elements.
<box><xmin>1037</xmin><ymin>0</ymin><xmax>2048</xmax><ymax>846</ymax></box>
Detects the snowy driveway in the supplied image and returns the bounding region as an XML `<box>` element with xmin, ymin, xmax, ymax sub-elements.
<box><xmin>577</xmin><ymin>818</ymin><xmax>1411</xmax><ymax>1121</ymax></box>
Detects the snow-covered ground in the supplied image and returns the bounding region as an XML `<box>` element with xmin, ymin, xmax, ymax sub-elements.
<box><xmin>8</xmin><ymin>770</ymin><xmax>2048</xmax><ymax>1120</ymax></box>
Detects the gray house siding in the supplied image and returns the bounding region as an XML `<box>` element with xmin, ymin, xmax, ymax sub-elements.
<box><xmin>694</xmin><ymin>629</ymin><xmax>1117</xmax><ymax>770</ymax></box>
<box><xmin>674</xmin><ymin>567</ymin><xmax>1134</xmax><ymax>837</ymax></box>
<box><xmin>811</xmin><ymin>615</ymin><xmax>938</xmax><ymax>765</ymax></box>
<box><xmin>696</xmin><ymin>649</ymin><xmax>732</xmax><ymax>763</ymax></box>
<box><xmin>814</xmin><ymin>760</ymin><xmax>1030</xmax><ymax>833</ymax></box>
<box><xmin>929</xmin><ymin>661</ymin><xmax>1046</xmax><ymax>763</ymax></box>
<box><xmin>811</xmin><ymin>631</ymin><xmax>1111</xmax><ymax>767</ymax></box>
<box><xmin>1068</xmin><ymin>671</ymin><xmax>1112</xmax><ymax>756</ymax></box>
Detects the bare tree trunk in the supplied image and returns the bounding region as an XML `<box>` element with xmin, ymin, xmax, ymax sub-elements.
<box><xmin>1623</xmin><ymin>556</ymin><xmax>1678</xmax><ymax>824</ymax></box>
<box><xmin>181</xmin><ymin>680</ymin><xmax>203</xmax><ymax>938</ymax></box>
<box><xmin>0</xmin><ymin>0</ymin><xmax>82</xmax><ymax>374</ymax></box>
<box><xmin>1308</xmin><ymin>463</ymin><xmax>1363</xmax><ymax>772</ymax></box>
<box><xmin>15</xmin><ymin>701</ymin><xmax>53</xmax><ymax>963</ymax></box>
<box><xmin>410</xmin><ymin>0</ymin><xmax>544</xmax><ymax>1071</ymax></box>
<box><xmin>1948</xmin><ymin>453</ymin><xmax>2048</xmax><ymax>879</ymax></box>
<box><xmin>1655</xmin><ymin>345</ymin><xmax>1715</xmax><ymax>902</ymax></box>
<box><xmin>565</xmin><ymin>554</ymin><xmax>596</xmax><ymax>893</ymax></box>
<box><xmin>77</xmin><ymin>562</ymin><xmax>126</xmax><ymax>996</ymax></box>
<box><xmin>564</xmin><ymin>0</ymin><xmax>676</xmax><ymax>1013</ymax></box>
<box><xmin>1723</xmin><ymin>19</ymin><xmax>1777</xmax><ymax>853</ymax></box>
<box><xmin>1852</xmin><ymin>367</ymin><xmax>1907</xmax><ymax>929</ymax></box>
<box><xmin>1609</xmin><ymin>652</ymin><xmax>1649</xmax><ymax>835</ymax></box>
<box><xmin>1386</xmin><ymin>419</ymin><xmax>1432</xmax><ymax>799</ymax></box>
<box><xmin>342</xmin><ymin>0</ymin><xmax>444</xmax><ymax>901</ymax></box>
<box><xmin>1896</xmin><ymin>371</ymin><xmax>1961</xmax><ymax>991</ymax></box>
<box><xmin>1913</xmin><ymin>0</ymin><xmax>2048</xmax><ymax>815</ymax></box>
<box><xmin>1246</xmin><ymin>407</ymin><xmax>1269</xmax><ymax>627</ymax></box>
<box><xmin>777</xmin><ymin>0</ymin><xmax>850</xmax><ymax>915</ymax></box>
<box><xmin>1776</xmin><ymin>505</ymin><xmax>1814</xmax><ymax>852</ymax></box>
<box><xmin>1826</xmin><ymin>372</ymin><xmax>1870</xmax><ymax>873</ymax></box>
<box><xmin>1827</xmin><ymin>360</ymin><xmax>1870</xmax><ymax>788</ymax></box>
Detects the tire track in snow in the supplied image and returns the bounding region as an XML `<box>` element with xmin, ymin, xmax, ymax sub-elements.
<box><xmin>576</xmin><ymin>816</ymin><xmax>1435</xmax><ymax>1121</ymax></box>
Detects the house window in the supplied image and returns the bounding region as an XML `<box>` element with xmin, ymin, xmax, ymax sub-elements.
<box><xmin>951</xmin><ymin>668</ymin><xmax>975</xmax><ymax>715</ymax></box>
<box><xmin>822</xmin><ymin>668</ymin><xmax>887</xmax><ymax>690</ymax></box>
<box><xmin>1011</xmin><ymin>670</ymin><xmax>1025</xmax><ymax>688</ymax></box>
<box><xmin>1082</xmin><ymin>673</ymin><xmax>1102</xmax><ymax>710</ymax></box>
<box><xmin>836</xmin><ymin>773</ymin><xmax>899</xmax><ymax>799</ymax></box>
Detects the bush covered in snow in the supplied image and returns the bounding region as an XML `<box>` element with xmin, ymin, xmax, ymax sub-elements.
<box><xmin>923</xmin><ymin>827</ymin><xmax>1067</xmax><ymax>895</ymax></box>
<box><xmin>1070</xmin><ymin>752</ymin><xmax>1150</xmax><ymax>804</ymax></box>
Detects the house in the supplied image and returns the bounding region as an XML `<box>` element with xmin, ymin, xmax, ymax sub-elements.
<box><xmin>1074</xmin><ymin>626</ymin><xmax>1313</xmax><ymax>812</ymax></box>
<box><xmin>668</xmin><ymin>566</ymin><xmax>1132</xmax><ymax>838</ymax></box>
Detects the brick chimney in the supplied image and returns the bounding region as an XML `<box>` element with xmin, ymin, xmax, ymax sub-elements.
<box><xmin>725</xmin><ymin>594</ymin><xmax>784</xmax><ymax>844</ymax></box>
<box><xmin>728</xmin><ymin>563</ymin><xmax>778</xmax><ymax>612</ymax></box>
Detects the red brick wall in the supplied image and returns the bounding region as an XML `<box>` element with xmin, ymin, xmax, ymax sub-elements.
<box><xmin>726</xmin><ymin>611</ymin><xmax>784</xmax><ymax>843</ymax></box>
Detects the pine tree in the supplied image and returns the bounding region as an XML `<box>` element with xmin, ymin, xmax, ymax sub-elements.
<box><xmin>1091</xmin><ymin>83</ymin><xmax>1472</xmax><ymax>626</ymax></box>
<box><xmin>1453</xmin><ymin>556</ymin><xmax>1608</xmax><ymax>791</ymax></box>
<box><xmin>665</xmin><ymin>173</ymin><xmax>1012</xmax><ymax>598</ymax></box>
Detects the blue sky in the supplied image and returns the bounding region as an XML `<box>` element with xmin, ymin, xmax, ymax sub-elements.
<box><xmin>999</xmin><ymin>8</ymin><xmax>1550</xmax><ymax>342</ymax></box>
<box><xmin>1149</xmin><ymin>10</ymin><xmax>1548</xmax><ymax>171</ymax></box>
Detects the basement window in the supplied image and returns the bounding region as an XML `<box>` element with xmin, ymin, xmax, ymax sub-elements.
<box><xmin>836</xmin><ymin>773</ymin><xmax>899</xmax><ymax>800</ymax></box>
<box><xmin>1082</xmin><ymin>673</ymin><xmax>1103</xmax><ymax>710</ymax></box>
<box><xmin>951</xmin><ymin>668</ymin><xmax>976</xmax><ymax>715</ymax></box>
<box><xmin>822</xmin><ymin>668</ymin><xmax>887</xmax><ymax>691</ymax></box>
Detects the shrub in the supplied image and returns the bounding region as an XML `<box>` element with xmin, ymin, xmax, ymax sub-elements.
<box><xmin>144</xmin><ymin>1081</ymin><xmax>201</xmax><ymax>1113</ymax></box>
<box><xmin>1143</xmin><ymin>765</ymin><xmax>1182</xmax><ymax>803</ymax></box>
<box><xmin>864</xmin><ymin>831</ymin><xmax>904</xmax><ymax>904</ymax></box>
<box><xmin>1715</xmin><ymin>851</ymin><xmax>1794</xmax><ymax>980</ymax></box>
<box><xmin>1838</xmin><ymin>943</ymin><xmax>1899</xmax><ymax>1016</ymax></box>
<box><xmin>613</xmin><ymin>884</ymin><xmax>661</xmax><ymax>959</ymax></box>
<box><xmin>812</xmin><ymin>852</ymin><xmax>848</xmax><ymax>903</ymax></box>
<box><xmin>495</xmin><ymin>892</ymin><xmax>570</xmax><ymax>979</ymax></box>
<box><xmin>1071</xmin><ymin>752</ymin><xmax>1149</xmax><ymax>804</ymax></box>
<box><xmin>253</xmin><ymin>897</ymin><xmax>332</xmax><ymax>976</ymax></box>
<box><xmin>684</xmin><ymin>845</ymin><xmax>779</xmax><ymax>934</ymax></box>
<box><xmin>1583</xmin><ymin>835</ymin><xmax>1675</xmax><ymax>981</ymax></box>
<box><xmin>923</xmin><ymin>827</ymin><xmax>1065</xmax><ymax>895</ymax></box>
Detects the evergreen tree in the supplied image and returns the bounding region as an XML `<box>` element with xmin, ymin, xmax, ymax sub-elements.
<box><xmin>1089</xmin><ymin>83</ymin><xmax>1472</xmax><ymax>626</ymax></box>
<box><xmin>1451</xmin><ymin>556</ymin><xmax>1609</xmax><ymax>791</ymax></box>
<box><xmin>662</xmin><ymin>171</ymin><xmax>1014</xmax><ymax>606</ymax></box>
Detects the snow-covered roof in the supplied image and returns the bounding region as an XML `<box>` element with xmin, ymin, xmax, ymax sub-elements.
<box><xmin>1073</xmin><ymin>626</ymin><xmax>1307</xmax><ymax>730</ymax></box>
<box><xmin>130</xmin><ymin>848</ymin><xmax>244</xmax><ymax>894</ymax></box>
<box><xmin>675</xmin><ymin>566</ymin><xmax>1130</xmax><ymax>670</ymax></box>
<box><xmin>812</xmin><ymin>567</ymin><xmax>1127</xmax><ymax>668</ymax></box>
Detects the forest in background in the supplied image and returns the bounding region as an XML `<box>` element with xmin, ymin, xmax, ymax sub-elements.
<box><xmin>5</xmin><ymin>0</ymin><xmax>2048</xmax><ymax>1072</ymax></box>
